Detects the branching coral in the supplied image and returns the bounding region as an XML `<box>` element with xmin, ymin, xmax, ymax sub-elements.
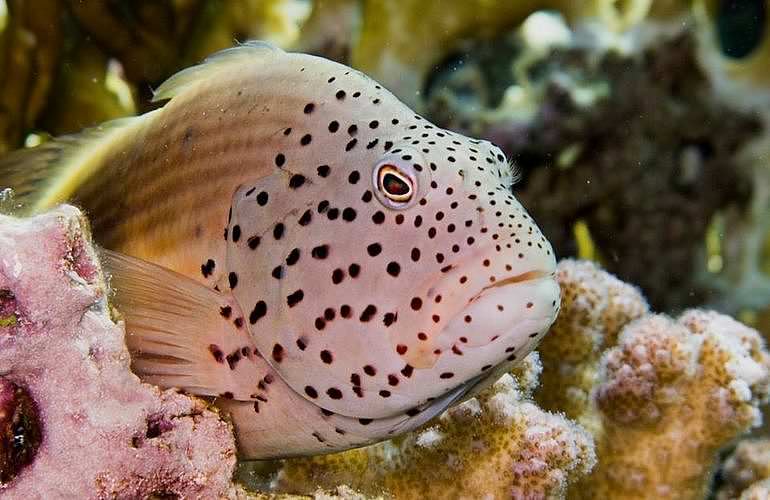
<box><xmin>536</xmin><ymin>259</ymin><xmax>649</xmax><ymax>432</ymax></box>
<box><xmin>272</xmin><ymin>353</ymin><xmax>596</xmax><ymax>499</ymax></box>
<box><xmin>716</xmin><ymin>438</ymin><xmax>770</xmax><ymax>500</ymax></box>
<box><xmin>539</xmin><ymin>260</ymin><xmax>770</xmax><ymax>499</ymax></box>
<box><xmin>0</xmin><ymin>206</ymin><xmax>242</xmax><ymax>498</ymax></box>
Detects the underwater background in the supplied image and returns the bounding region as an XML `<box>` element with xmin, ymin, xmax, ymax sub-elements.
<box><xmin>2</xmin><ymin>0</ymin><xmax>770</xmax><ymax>498</ymax></box>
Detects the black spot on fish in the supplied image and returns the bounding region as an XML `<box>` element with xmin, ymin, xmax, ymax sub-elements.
<box><xmin>298</xmin><ymin>210</ymin><xmax>312</xmax><ymax>226</ymax></box>
<box><xmin>317</xmin><ymin>165</ymin><xmax>330</xmax><ymax>177</ymax></box>
<box><xmin>209</xmin><ymin>344</ymin><xmax>224</xmax><ymax>363</ymax></box>
<box><xmin>275</xmin><ymin>154</ymin><xmax>285</xmax><ymax>167</ymax></box>
<box><xmin>359</xmin><ymin>304</ymin><xmax>376</xmax><ymax>322</ymax></box>
<box><xmin>367</xmin><ymin>243</ymin><xmax>382</xmax><ymax>256</ymax></box>
<box><xmin>304</xmin><ymin>103</ymin><xmax>315</xmax><ymax>114</ymax></box>
<box><xmin>289</xmin><ymin>174</ymin><xmax>306</xmax><ymax>189</ymax></box>
<box><xmin>201</xmin><ymin>259</ymin><xmax>215</xmax><ymax>278</ymax></box>
<box><xmin>257</xmin><ymin>191</ymin><xmax>269</xmax><ymax>206</ymax></box>
<box><xmin>342</xmin><ymin>207</ymin><xmax>357</xmax><ymax>221</ymax></box>
<box><xmin>312</xmin><ymin>244</ymin><xmax>329</xmax><ymax>259</ymax></box>
<box><xmin>272</xmin><ymin>344</ymin><xmax>284</xmax><ymax>363</ymax></box>
<box><xmin>250</xmin><ymin>301</ymin><xmax>267</xmax><ymax>323</ymax></box>
<box><xmin>228</xmin><ymin>272</ymin><xmax>238</xmax><ymax>289</ymax></box>
<box><xmin>231</xmin><ymin>225</ymin><xmax>241</xmax><ymax>242</ymax></box>
<box><xmin>273</xmin><ymin>223</ymin><xmax>285</xmax><ymax>240</ymax></box>
<box><xmin>287</xmin><ymin>289</ymin><xmax>304</xmax><ymax>307</ymax></box>
<box><xmin>286</xmin><ymin>248</ymin><xmax>300</xmax><ymax>265</ymax></box>
<box><xmin>248</xmin><ymin>235</ymin><xmax>260</xmax><ymax>250</ymax></box>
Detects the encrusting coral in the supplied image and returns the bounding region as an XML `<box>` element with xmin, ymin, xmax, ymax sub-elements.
<box><xmin>0</xmin><ymin>206</ymin><xmax>242</xmax><ymax>498</ymax></box>
<box><xmin>273</xmin><ymin>353</ymin><xmax>597</xmax><ymax>499</ymax></box>
<box><xmin>540</xmin><ymin>260</ymin><xmax>770</xmax><ymax>499</ymax></box>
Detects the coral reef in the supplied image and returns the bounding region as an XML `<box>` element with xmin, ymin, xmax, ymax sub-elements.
<box><xmin>536</xmin><ymin>258</ymin><xmax>650</xmax><ymax>433</ymax></box>
<box><xmin>0</xmin><ymin>0</ymin><xmax>62</xmax><ymax>154</ymax></box>
<box><xmin>539</xmin><ymin>260</ymin><xmax>770</xmax><ymax>499</ymax></box>
<box><xmin>0</xmin><ymin>206</ymin><xmax>241</xmax><ymax>498</ymax></box>
<box><xmin>272</xmin><ymin>353</ymin><xmax>596</xmax><ymax>499</ymax></box>
<box><xmin>425</xmin><ymin>26</ymin><xmax>762</xmax><ymax>311</ymax></box>
<box><xmin>716</xmin><ymin>438</ymin><xmax>770</xmax><ymax>500</ymax></box>
<box><xmin>0</xmin><ymin>0</ymin><xmax>308</xmax><ymax>151</ymax></box>
<box><xmin>1</xmin><ymin>209</ymin><xmax>766</xmax><ymax>499</ymax></box>
<box><xmin>249</xmin><ymin>259</ymin><xmax>770</xmax><ymax>499</ymax></box>
<box><xmin>348</xmin><ymin>0</ymin><xmax>683</xmax><ymax>106</ymax></box>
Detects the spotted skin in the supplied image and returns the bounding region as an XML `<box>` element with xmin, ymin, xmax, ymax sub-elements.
<box><xmin>9</xmin><ymin>42</ymin><xmax>560</xmax><ymax>457</ymax></box>
<box><xmin>219</xmin><ymin>46</ymin><xmax>559</xmax><ymax>420</ymax></box>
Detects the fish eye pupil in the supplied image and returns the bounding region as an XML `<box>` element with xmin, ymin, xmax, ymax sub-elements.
<box><xmin>383</xmin><ymin>173</ymin><xmax>410</xmax><ymax>196</ymax></box>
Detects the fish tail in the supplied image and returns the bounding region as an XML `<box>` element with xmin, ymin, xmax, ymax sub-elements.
<box><xmin>0</xmin><ymin>114</ymin><xmax>151</xmax><ymax>214</ymax></box>
<box><xmin>102</xmin><ymin>250</ymin><xmax>263</xmax><ymax>401</ymax></box>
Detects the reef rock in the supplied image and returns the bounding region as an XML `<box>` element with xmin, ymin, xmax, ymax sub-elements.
<box><xmin>0</xmin><ymin>206</ymin><xmax>240</xmax><ymax>498</ymax></box>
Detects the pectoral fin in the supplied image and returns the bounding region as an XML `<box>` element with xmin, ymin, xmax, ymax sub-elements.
<box><xmin>102</xmin><ymin>249</ymin><xmax>264</xmax><ymax>401</ymax></box>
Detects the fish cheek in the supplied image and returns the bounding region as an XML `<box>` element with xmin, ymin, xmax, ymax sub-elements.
<box><xmin>225</xmin><ymin>176</ymin><xmax>314</xmax><ymax>363</ymax></box>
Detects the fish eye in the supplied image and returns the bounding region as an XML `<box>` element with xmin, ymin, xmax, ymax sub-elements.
<box><xmin>372</xmin><ymin>155</ymin><xmax>419</xmax><ymax>209</ymax></box>
<box><xmin>379</xmin><ymin>166</ymin><xmax>412</xmax><ymax>201</ymax></box>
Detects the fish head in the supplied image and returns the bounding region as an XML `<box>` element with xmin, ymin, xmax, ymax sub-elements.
<box><xmin>226</xmin><ymin>58</ymin><xmax>559</xmax><ymax>421</ymax></box>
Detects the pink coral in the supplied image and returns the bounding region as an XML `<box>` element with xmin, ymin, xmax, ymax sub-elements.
<box><xmin>0</xmin><ymin>206</ymin><xmax>240</xmax><ymax>498</ymax></box>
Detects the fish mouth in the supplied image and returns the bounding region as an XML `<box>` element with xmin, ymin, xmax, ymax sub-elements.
<box><xmin>472</xmin><ymin>269</ymin><xmax>554</xmax><ymax>300</ymax></box>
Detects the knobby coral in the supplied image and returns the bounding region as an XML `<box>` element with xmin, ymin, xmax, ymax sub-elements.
<box><xmin>273</xmin><ymin>353</ymin><xmax>596</xmax><ymax>499</ymax></box>
<box><xmin>716</xmin><ymin>438</ymin><xmax>770</xmax><ymax>500</ymax></box>
<box><xmin>0</xmin><ymin>206</ymin><xmax>242</xmax><ymax>498</ymax></box>
<box><xmin>540</xmin><ymin>260</ymin><xmax>770</xmax><ymax>499</ymax></box>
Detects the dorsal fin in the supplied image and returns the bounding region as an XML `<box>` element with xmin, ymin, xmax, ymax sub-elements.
<box><xmin>0</xmin><ymin>115</ymin><xmax>151</xmax><ymax>214</ymax></box>
<box><xmin>152</xmin><ymin>41</ymin><xmax>282</xmax><ymax>102</ymax></box>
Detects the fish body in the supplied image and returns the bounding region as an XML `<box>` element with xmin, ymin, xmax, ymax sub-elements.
<box><xmin>1</xmin><ymin>42</ymin><xmax>560</xmax><ymax>458</ymax></box>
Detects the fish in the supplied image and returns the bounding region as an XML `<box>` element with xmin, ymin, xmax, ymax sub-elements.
<box><xmin>0</xmin><ymin>41</ymin><xmax>561</xmax><ymax>459</ymax></box>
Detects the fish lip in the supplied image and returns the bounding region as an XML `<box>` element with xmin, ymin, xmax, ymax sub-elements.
<box><xmin>469</xmin><ymin>269</ymin><xmax>554</xmax><ymax>303</ymax></box>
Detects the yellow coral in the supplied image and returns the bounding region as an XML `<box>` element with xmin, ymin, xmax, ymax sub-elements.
<box><xmin>535</xmin><ymin>259</ymin><xmax>649</xmax><ymax>432</ymax></box>
<box><xmin>716</xmin><ymin>438</ymin><xmax>770</xmax><ymax>500</ymax></box>
<box><xmin>540</xmin><ymin>261</ymin><xmax>770</xmax><ymax>499</ymax></box>
<box><xmin>273</xmin><ymin>354</ymin><xmax>596</xmax><ymax>499</ymax></box>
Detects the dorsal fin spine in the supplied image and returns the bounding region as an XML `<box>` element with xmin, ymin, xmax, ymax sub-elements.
<box><xmin>152</xmin><ymin>41</ymin><xmax>282</xmax><ymax>102</ymax></box>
